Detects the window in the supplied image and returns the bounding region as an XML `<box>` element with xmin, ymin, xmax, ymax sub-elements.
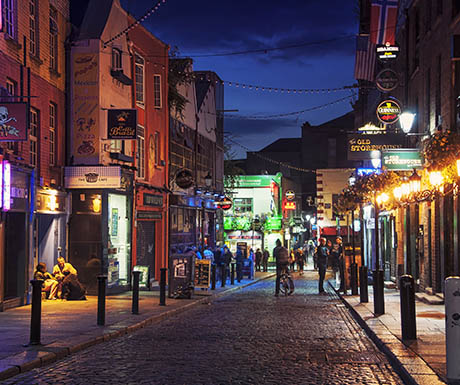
<box><xmin>233</xmin><ymin>198</ymin><xmax>253</xmax><ymax>214</ymax></box>
<box><xmin>29</xmin><ymin>0</ymin><xmax>39</xmax><ymax>56</ymax></box>
<box><xmin>154</xmin><ymin>131</ymin><xmax>160</xmax><ymax>166</ymax></box>
<box><xmin>436</xmin><ymin>55</ymin><xmax>442</xmax><ymax>128</ymax></box>
<box><xmin>49</xmin><ymin>7</ymin><xmax>58</xmax><ymax>70</ymax></box>
<box><xmin>153</xmin><ymin>75</ymin><xmax>161</xmax><ymax>108</ymax></box>
<box><xmin>4</xmin><ymin>0</ymin><xmax>15</xmax><ymax>38</ymax></box>
<box><xmin>30</xmin><ymin>107</ymin><xmax>39</xmax><ymax>167</ymax></box>
<box><xmin>137</xmin><ymin>125</ymin><xmax>145</xmax><ymax>179</ymax></box>
<box><xmin>426</xmin><ymin>68</ymin><xmax>431</xmax><ymax>132</ymax></box>
<box><xmin>49</xmin><ymin>103</ymin><xmax>56</xmax><ymax>166</ymax></box>
<box><xmin>135</xmin><ymin>54</ymin><xmax>144</xmax><ymax>105</ymax></box>
<box><xmin>111</xmin><ymin>48</ymin><xmax>122</xmax><ymax>70</ymax></box>
<box><xmin>6</xmin><ymin>78</ymin><xmax>16</xmax><ymax>97</ymax></box>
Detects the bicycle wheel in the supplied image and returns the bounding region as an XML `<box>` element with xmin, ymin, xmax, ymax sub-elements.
<box><xmin>280</xmin><ymin>275</ymin><xmax>289</xmax><ymax>296</ymax></box>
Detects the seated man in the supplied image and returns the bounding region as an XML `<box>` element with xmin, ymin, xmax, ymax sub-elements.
<box><xmin>34</xmin><ymin>262</ymin><xmax>58</xmax><ymax>300</ymax></box>
<box><xmin>53</xmin><ymin>257</ymin><xmax>77</xmax><ymax>298</ymax></box>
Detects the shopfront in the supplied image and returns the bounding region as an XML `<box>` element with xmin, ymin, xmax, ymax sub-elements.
<box><xmin>65</xmin><ymin>166</ymin><xmax>133</xmax><ymax>294</ymax></box>
<box><xmin>225</xmin><ymin>230</ymin><xmax>263</xmax><ymax>254</ymax></box>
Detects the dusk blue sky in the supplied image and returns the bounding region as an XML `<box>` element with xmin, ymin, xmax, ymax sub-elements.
<box><xmin>121</xmin><ymin>0</ymin><xmax>359</xmax><ymax>158</ymax></box>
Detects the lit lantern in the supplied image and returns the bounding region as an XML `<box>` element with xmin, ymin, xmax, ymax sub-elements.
<box><xmin>92</xmin><ymin>195</ymin><xmax>102</xmax><ymax>213</ymax></box>
<box><xmin>409</xmin><ymin>169</ymin><xmax>421</xmax><ymax>194</ymax></box>
<box><xmin>429</xmin><ymin>171</ymin><xmax>444</xmax><ymax>188</ymax></box>
<box><xmin>393</xmin><ymin>186</ymin><xmax>403</xmax><ymax>201</ymax></box>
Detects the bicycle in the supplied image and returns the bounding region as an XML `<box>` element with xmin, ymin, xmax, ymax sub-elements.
<box><xmin>279</xmin><ymin>267</ymin><xmax>294</xmax><ymax>296</ymax></box>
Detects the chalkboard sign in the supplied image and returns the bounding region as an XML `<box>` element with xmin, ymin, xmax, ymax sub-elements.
<box><xmin>194</xmin><ymin>259</ymin><xmax>211</xmax><ymax>289</ymax></box>
<box><xmin>133</xmin><ymin>265</ymin><xmax>149</xmax><ymax>288</ymax></box>
<box><xmin>168</xmin><ymin>254</ymin><xmax>194</xmax><ymax>298</ymax></box>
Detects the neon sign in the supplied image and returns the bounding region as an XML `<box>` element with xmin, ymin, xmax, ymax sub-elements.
<box><xmin>3</xmin><ymin>161</ymin><xmax>11</xmax><ymax>211</ymax></box>
<box><xmin>284</xmin><ymin>201</ymin><xmax>296</xmax><ymax>210</ymax></box>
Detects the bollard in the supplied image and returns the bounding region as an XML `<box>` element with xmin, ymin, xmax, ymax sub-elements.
<box><xmin>29</xmin><ymin>280</ymin><xmax>43</xmax><ymax>345</ymax></box>
<box><xmin>211</xmin><ymin>264</ymin><xmax>216</xmax><ymax>290</ymax></box>
<box><xmin>221</xmin><ymin>263</ymin><xmax>226</xmax><ymax>287</ymax></box>
<box><xmin>359</xmin><ymin>265</ymin><xmax>369</xmax><ymax>303</ymax></box>
<box><xmin>97</xmin><ymin>275</ymin><xmax>107</xmax><ymax>326</ymax></box>
<box><xmin>231</xmin><ymin>263</ymin><xmax>235</xmax><ymax>285</ymax></box>
<box><xmin>445</xmin><ymin>276</ymin><xmax>460</xmax><ymax>383</ymax></box>
<box><xmin>400</xmin><ymin>275</ymin><xmax>416</xmax><ymax>340</ymax></box>
<box><xmin>373</xmin><ymin>270</ymin><xmax>385</xmax><ymax>315</ymax></box>
<box><xmin>159</xmin><ymin>268</ymin><xmax>167</xmax><ymax>306</ymax></box>
<box><xmin>132</xmin><ymin>270</ymin><xmax>141</xmax><ymax>315</ymax></box>
<box><xmin>350</xmin><ymin>263</ymin><xmax>358</xmax><ymax>295</ymax></box>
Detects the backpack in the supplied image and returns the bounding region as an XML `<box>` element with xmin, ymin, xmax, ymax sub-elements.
<box><xmin>277</xmin><ymin>246</ymin><xmax>290</xmax><ymax>265</ymax></box>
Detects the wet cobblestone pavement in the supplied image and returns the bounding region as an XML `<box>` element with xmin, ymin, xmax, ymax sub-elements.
<box><xmin>5</xmin><ymin>272</ymin><xmax>404</xmax><ymax>385</ymax></box>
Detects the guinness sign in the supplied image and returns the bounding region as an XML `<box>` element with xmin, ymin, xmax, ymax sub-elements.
<box><xmin>375</xmin><ymin>69</ymin><xmax>399</xmax><ymax>93</ymax></box>
<box><xmin>376</xmin><ymin>99</ymin><xmax>402</xmax><ymax>125</ymax></box>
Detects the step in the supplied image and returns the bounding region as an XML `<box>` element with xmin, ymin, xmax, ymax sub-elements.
<box><xmin>415</xmin><ymin>292</ymin><xmax>444</xmax><ymax>305</ymax></box>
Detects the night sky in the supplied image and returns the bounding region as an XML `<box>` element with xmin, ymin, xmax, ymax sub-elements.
<box><xmin>121</xmin><ymin>0</ymin><xmax>358</xmax><ymax>158</ymax></box>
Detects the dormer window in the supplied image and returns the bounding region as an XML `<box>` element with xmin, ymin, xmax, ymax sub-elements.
<box><xmin>111</xmin><ymin>48</ymin><xmax>122</xmax><ymax>70</ymax></box>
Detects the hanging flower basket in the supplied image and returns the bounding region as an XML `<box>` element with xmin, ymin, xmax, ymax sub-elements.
<box><xmin>423</xmin><ymin>130</ymin><xmax>460</xmax><ymax>171</ymax></box>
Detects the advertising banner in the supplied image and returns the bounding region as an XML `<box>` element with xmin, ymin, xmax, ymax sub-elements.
<box><xmin>72</xmin><ymin>53</ymin><xmax>99</xmax><ymax>162</ymax></box>
<box><xmin>107</xmin><ymin>109</ymin><xmax>137</xmax><ymax>139</ymax></box>
<box><xmin>64</xmin><ymin>166</ymin><xmax>121</xmax><ymax>188</ymax></box>
<box><xmin>382</xmin><ymin>149</ymin><xmax>423</xmax><ymax>170</ymax></box>
<box><xmin>0</xmin><ymin>102</ymin><xmax>28</xmax><ymax>141</ymax></box>
<box><xmin>347</xmin><ymin>133</ymin><xmax>405</xmax><ymax>160</ymax></box>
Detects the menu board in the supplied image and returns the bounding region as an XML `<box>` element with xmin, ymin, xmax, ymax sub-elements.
<box><xmin>194</xmin><ymin>259</ymin><xmax>211</xmax><ymax>289</ymax></box>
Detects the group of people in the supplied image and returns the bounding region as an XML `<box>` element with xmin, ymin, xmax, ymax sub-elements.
<box><xmin>314</xmin><ymin>236</ymin><xmax>344</xmax><ymax>294</ymax></box>
<box><xmin>34</xmin><ymin>257</ymin><xmax>86</xmax><ymax>300</ymax></box>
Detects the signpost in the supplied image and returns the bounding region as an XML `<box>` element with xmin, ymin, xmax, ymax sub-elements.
<box><xmin>382</xmin><ymin>149</ymin><xmax>423</xmax><ymax>170</ymax></box>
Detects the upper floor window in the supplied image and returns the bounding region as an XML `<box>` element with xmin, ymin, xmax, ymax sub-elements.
<box><xmin>154</xmin><ymin>131</ymin><xmax>160</xmax><ymax>166</ymax></box>
<box><xmin>111</xmin><ymin>48</ymin><xmax>122</xmax><ymax>70</ymax></box>
<box><xmin>49</xmin><ymin>7</ymin><xmax>58</xmax><ymax>71</ymax></box>
<box><xmin>137</xmin><ymin>126</ymin><xmax>145</xmax><ymax>179</ymax></box>
<box><xmin>30</xmin><ymin>107</ymin><xmax>39</xmax><ymax>167</ymax></box>
<box><xmin>154</xmin><ymin>75</ymin><xmax>162</xmax><ymax>108</ymax></box>
<box><xmin>135</xmin><ymin>54</ymin><xmax>144</xmax><ymax>105</ymax></box>
<box><xmin>4</xmin><ymin>0</ymin><xmax>16</xmax><ymax>39</ymax></box>
<box><xmin>6</xmin><ymin>78</ymin><xmax>16</xmax><ymax>97</ymax></box>
<box><xmin>29</xmin><ymin>0</ymin><xmax>39</xmax><ymax>56</ymax></box>
<box><xmin>49</xmin><ymin>103</ymin><xmax>56</xmax><ymax>166</ymax></box>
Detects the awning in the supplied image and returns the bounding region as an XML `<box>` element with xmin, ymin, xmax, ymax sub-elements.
<box><xmin>319</xmin><ymin>226</ymin><xmax>354</xmax><ymax>237</ymax></box>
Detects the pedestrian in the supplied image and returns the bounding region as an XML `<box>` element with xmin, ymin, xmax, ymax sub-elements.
<box><xmin>317</xmin><ymin>238</ymin><xmax>329</xmax><ymax>293</ymax></box>
<box><xmin>295</xmin><ymin>248</ymin><xmax>305</xmax><ymax>275</ymax></box>
<box><xmin>255</xmin><ymin>248</ymin><xmax>262</xmax><ymax>271</ymax></box>
<box><xmin>289</xmin><ymin>249</ymin><xmax>296</xmax><ymax>272</ymax></box>
<box><xmin>203</xmin><ymin>246</ymin><xmax>214</xmax><ymax>263</ymax></box>
<box><xmin>262</xmin><ymin>249</ymin><xmax>269</xmax><ymax>272</ymax></box>
<box><xmin>331</xmin><ymin>237</ymin><xmax>345</xmax><ymax>291</ymax></box>
<box><xmin>222</xmin><ymin>245</ymin><xmax>233</xmax><ymax>283</ymax></box>
<box><xmin>235</xmin><ymin>249</ymin><xmax>244</xmax><ymax>282</ymax></box>
<box><xmin>214</xmin><ymin>245</ymin><xmax>222</xmax><ymax>267</ymax></box>
<box><xmin>273</xmin><ymin>239</ymin><xmax>290</xmax><ymax>297</ymax></box>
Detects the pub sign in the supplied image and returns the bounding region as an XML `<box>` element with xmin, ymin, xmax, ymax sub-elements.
<box><xmin>347</xmin><ymin>133</ymin><xmax>405</xmax><ymax>160</ymax></box>
<box><xmin>376</xmin><ymin>99</ymin><xmax>402</xmax><ymax>124</ymax></box>
<box><xmin>382</xmin><ymin>149</ymin><xmax>423</xmax><ymax>170</ymax></box>
<box><xmin>107</xmin><ymin>109</ymin><xmax>137</xmax><ymax>139</ymax></box>
<box><xmin>0</xmin><ymin>102</ymin><xmax>28</xmax><ymax>141</ymax></box>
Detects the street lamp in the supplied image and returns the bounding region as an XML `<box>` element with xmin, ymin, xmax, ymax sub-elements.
<box><xmin>400</xmin><ymin>112</ymin><xmax>416</xmax><ymax>134</ymax></box>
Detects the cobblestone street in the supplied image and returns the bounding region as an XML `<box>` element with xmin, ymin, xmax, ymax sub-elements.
<box><xmin>5</xmin><ymin>272</ymin><xmax>404</xmax><ymax>385</ymax></box>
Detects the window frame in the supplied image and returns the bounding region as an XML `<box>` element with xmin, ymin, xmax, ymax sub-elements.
<box><xmin>137</xmin><ymin>125</ymin><xmax>145</xmax><ymax>179</ymax></box>
<box><xmin>111</xmin><ymin>47</ymin><xmax>122</xmax><ymax>70</ymax></box>
<box><xmin>49</xmin><ymin>6</ymin><xmax>58</xmax><ymax>71</ymax></box>
<box><xmin>135</xmin><ymin>54</ymin><xmax>145</xmax><ymax>106</ymax></box>
<box><xmin>49</xmin><ymin>102</ymin><xmax>56</xmax><ymax>166</ymax></box>
<box><xmin>4</xmin><ymin>0</ymin><xmax>16</xmax><ymax>39</ymax></box>
<box><xmin>154</xmin><ymin>131</ymin><xmax>160</xmax><ymax>166</ymax></box>
<box><xmin>153</xmin><ymin>74</ymin><xmax>162</xmax><ymax>108</ymax></box>
<box><xmin>29</xmin><ymin>0</ymin><xmax>39</xmax><ymax>57</ymax></box>
<box><xmin>30</xmin><ymin>107</ymin><xmax>39</xmax><ymax>167</ymax></box>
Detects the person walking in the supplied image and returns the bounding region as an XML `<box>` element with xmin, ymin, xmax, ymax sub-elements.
<box><xmin>273</xmin><ymin>239</ymin><xmax>290</xmax><ymax>297</ymax></box>
<box><xmin>317</xmin><ymin>238</ymin><xmax>329</xmax><ymax>293</ymax></box>
<box><xmin>331</xmin><ymin>237</ymin><xmax>343</xmax><ymax>289</ymax></box>
<box><xmin>295</xmin><ymin>248</ymin><xmax>305</xmax><ymax>275</ymax></box>
<box><xmin>255</xmin><ymin>248</ymin><xmax>262</xmax><ymax>272</ymax></box>
<box><xmin>235</xmin><ymin>248</ymin><xmax>244</xmax><ymax>282</ymax></box>
<box><xmin>222</xmin><ymin>246</ymin><xmax>233</xmax><ymax>283</ymax></box>
<box><xmin>262</xmin><ymin>249</ymin><xmax>269</xmax><ymax>272</ymax></box>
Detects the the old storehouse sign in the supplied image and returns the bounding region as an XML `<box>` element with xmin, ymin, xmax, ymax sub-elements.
<box><xmin>375</xmin><ymin>69</ymin><xmax>399</xmax><ymax>92</ymax></box>
<box><xmin>382</xmin><ymin>149</ymin><xmax>423</xmax><ymax>170</ymax></box>
<box><xmin>107</xmin><ymin>109</ymin><xmax>137</xmax><ymax>139</ymax></box>
<box><xmin>0</xmin><ymin>102</ymin><xmax>28</xmax><ymax>141</ymax></box>
<box><xmin>347</xmin><ymin>133</ymin><xmax>405</xmax><ymax>160</ymax></box>
<box><xmin>376</xmin><ymin>99</ymin><xmax>401</xmax><ymax>124</ymax></box>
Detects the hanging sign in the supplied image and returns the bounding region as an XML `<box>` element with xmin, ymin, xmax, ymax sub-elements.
<box><xmin>217</xmin><ymin>197</ymin><xmax>232</xmax><ymax>210</ymax></box>
<box><xmin>285</xmin><ymin>190</ymin><xmax>295</xmax><ymax>200</ymax></box>
<box><xmin>175</xmin><ymin>169</ymin><xmax>194</xmax><ymax>189</ymax></box>
<box><xmin>382</xmin><ymin>149</ymin><xmax>423</xmax><ymax>170</ymax></box>
<box><xmin>376</xmin><ymin>99</ymin><xmax>402</xmax><ymax>124</ymax></box>
<box><xmin>376</xmin><ymin>43</ymin><xmax>400</xmax><ymax>61</ymax></box>
<box><xmin>347</xmin><ymin>133</ymin><xmax>405</xmax><ymax>160</ymax></box>
<box><xmin>375</xmin><ymin>69</ymin><xmax>399</xmax><ymax>92</ymax></box>
<box><xmin>0</xmin><ymin>0</ymin><xmax>3</xmax><ymax>32</ymax></box>
<box><xmin>0</xmin><ymin>102</ymin><xmax>28</xmax><ymax>141</ymax></box>
<box><xmin>284</xmin><ymin>201</ymin><xmax>296</xmax><ymax>210</ymax></box>
<box><xmin>107</xmin><ymin>109</ymin><xmax>137</xmax><ymax>139</ymax></box>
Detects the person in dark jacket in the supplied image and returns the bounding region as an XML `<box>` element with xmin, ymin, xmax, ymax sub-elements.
<box><xmin>221</xmin><ymin>246</ymin><xmax>233</xmax><ymax>283</ymax></box>
<box><xmin>255</xmin><ymin>248</ymin><xmax>262</xmax><ymax>272</ymax></box>
<box><xmin>273</xmin><ymin>239</ymin><xmax>290</xmax><ymax>296</ymax></box>
<box><xmin>235</xmin><ymin>249</ymin><xmax>244</xmax><ymax>282</ymax></box>
<box><xmin>317</xmin><ymin>238</ymin><xmax>329</xmax><ymax>293</ymax></box>
<box><xmin>262</xmin><ymin>249</ymin><xmax>269</xmax><ymax>272</ymax></box>
<box><xmin>34</xmin><ymin>262</ymin><xmax>58</xmax><ymax>300</ymax></box>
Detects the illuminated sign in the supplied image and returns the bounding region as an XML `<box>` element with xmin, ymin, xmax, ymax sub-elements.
<box><xmin>376</xmin><ymin>99</ymin><xmax>402</xmax><ymax>124</ymax></box>
<box><xmin>217</xmin><ymin>197</ymin><xmax>232</xmax><ymax>211</ymax></box>
<box><xmin>285</xmin><ymin>190</ymin><xmax>295</xmax><ymax>200</ymax></box>
<box><xmin>3</xmin><ymin>161</ymin><xmax>11</xmax><ymax>211</ymax></box>
<box><xmin>347</xmin><ymin>133</ymin><xmax>405</xmax><ymax>160</ymax></box>
<box><xmin>381</xmin><ymin>149</ymin><xmax>423</xmax><ymax>170</ymax></box>
<box><xmin>356</xmin><ymin>168</ymin><xmax>381</xmax><ymax>176</ymax></box>
<box><xmin>376</xmin><ymin>43</ymin><xmax>400</xmax><ymax>61</ymax></box>
<box><xmin>284</xmin><ymin>201</ymin><xmax>296</xmax><ymax>210</ymax></box>
<box><xmin>265</xmin><ymin>216</ymin><xmax>282</xmax><ymax>230</ymax></box>
<box><xmin>0</xmin><ymin>0</ymin><xmax>3</xmax><ymax>32</ymax></box>
<box><xmin>0</xmin><ymin>102</ymin><xmax>29</xmax><ymax>141</ymax></box>
<box><xmin>107</xmin><ymin>109</ymin><xmax>137</xmax><ymax>139</ymax></box>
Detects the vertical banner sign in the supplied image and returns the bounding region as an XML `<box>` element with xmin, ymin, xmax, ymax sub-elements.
<box><xmin>73</xmin><ymin>54</ymin><xmax>99</xmax><ymax>163</ymax></box>
<box><xmin>3</xmin><ymin>161</ymin><xmax>11</xmax><ymax>211</ymax></box>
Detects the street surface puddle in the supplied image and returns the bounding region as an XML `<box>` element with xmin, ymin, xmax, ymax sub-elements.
<box><xmin>417</xmin><ymin>311</ymin><xmax>445</xmax><ymax>319</ymax></box>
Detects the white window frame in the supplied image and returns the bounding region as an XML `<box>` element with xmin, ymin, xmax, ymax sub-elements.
<box><xmin>4</xmin><ymin>0</ymin><xmax>15</xmax><ymax>39</ymax></box>
<box><xmin>30</xmin><ymin>107</ymin><xmax>38</xmax><ymax>167</ymax></box>
<box><xmin>29</xmin><ymin>0</ymin><xmax>38</xmax><ymax>56</ymax></box>
<box><xmin>154</xmin><ymin>131</ymin><xmax>160</xmax><ymax>166</ymax></box>
<box><xmin>135</xmin><ymin>54</ymin><xmax>145</xmax><ymax>106</ymax></box>
<box><xmin>111</xmin><ymin>48</ymin><xmax>122</xmax><ymax>70</ymax></box>
<box><xmin>153</xmin><ymin>74</ymin><xmax>162</xmax><ymax>108</ymax></box>
<box><xmin>49</xmin><ymin>6</ymin><xmax>58</xmax><ymax>71</ymax></box>
<box><xmin>49</xmin><ymin>103</ymin><xmax>56</xmax><ymax>166</ymax></box>
<box><xmin>137</xmin><ymin>126</ymin><xmax>145</xmax><ymax>179</ymax></box>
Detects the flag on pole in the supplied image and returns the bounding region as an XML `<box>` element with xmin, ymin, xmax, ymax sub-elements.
<box><xmin>354</xmin><ymin>35</ymin><xmax>376</xmax><ymax>82</ymax></box>
<box><xmin>370</xmin><ymin>0</ymin><xmax>399</xmax><ymax>45</ymax></box>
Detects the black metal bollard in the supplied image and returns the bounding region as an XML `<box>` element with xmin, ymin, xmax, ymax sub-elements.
<box><xmin>400</xmin><ymin>275</ymin><xmax>417</xmax><ymax>340</ymax></box>
<box><xmin>373</xmin><ymin>269</ymin><xmax>385</xmax><ymax>315</ymax></box>
<box><xmin>97</xmin><ymin>275</ymin><xmax>107</xmax><ymax>326</ymax></box>
<box><xmin>359</xmin><ymin>265</ymin><xmax>369</xmax><ymax>303</ymax></box>
<box><xmin>211</xmin><ymin>264</ymin><xmax>216</xmax><ymax>290</ymax></box>
<box><xmin>159</xmin><ymin>268</ymin><xmax>167</xmax><ymax>306</ymax></box>
<box><xmin>350</xmin><ymin>263</ymin><xmax>358</xmax><ymax>295</ymax></box>
<box><xmin>29</xmin><ymin>280</ymin><xmax>43</xmax><ymax>345</ymax></box>
<box><xmin>221</xmin><ymin>263</ymin><xmax>226</xmax><ymax>287</ymax></box>
<box><xmin>231</xmin><ymin>263</ymin><xmax>235</xmax><ymax>285</ymax></box>
<box><xmin>132</xmin><ymin>271</ymin><xmax>141</xmax><ymax>315</ymax></box>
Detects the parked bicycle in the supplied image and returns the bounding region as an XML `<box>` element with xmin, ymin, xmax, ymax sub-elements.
<box><xmin>279</xmin><ymin>267</ymin><xmax>294</xmax><ymax>296</ymax></box>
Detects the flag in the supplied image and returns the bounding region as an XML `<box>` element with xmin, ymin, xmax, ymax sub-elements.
<box><xmin>354</xmin><ymin>35</ymin><xmax>376</xmax><ymax>82</ymax></box>
<box><xmin>370</xmin><ymin>0</ymin><xmax>399</xmax><ymax>45</ymax></box>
